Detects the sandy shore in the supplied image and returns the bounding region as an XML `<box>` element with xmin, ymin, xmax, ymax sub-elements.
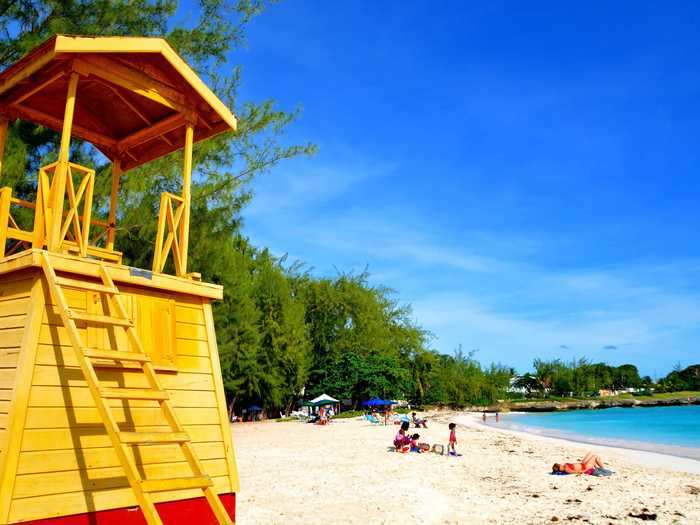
<box><xmin>232</xmin><ymin>411</ymin><xmax>700</xmax><ymax>524</ymax></box>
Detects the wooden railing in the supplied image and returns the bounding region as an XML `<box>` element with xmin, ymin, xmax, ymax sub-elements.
<box><xmin>152</xmin><ymin>191</ymin><xmax>187</xmax><ymax>276</ymax></box>
<box><xmin>0</xmin><ymin>161</ymin><xmax>121</xmax><ymax>263</ymax></box>
<box><xmin>36</xmin><ymin>161</ymin><xmax>95</xmax><ymax>257</ymax></box>
<box><xmin>1</xmin><ymin>162</ymin><xmax>197</xmax><ymax>275</ymax></box>
<box><xmin>0</xmin><ymin>187</ymin><xmax>34</xmax><ymax>257</ymax></box>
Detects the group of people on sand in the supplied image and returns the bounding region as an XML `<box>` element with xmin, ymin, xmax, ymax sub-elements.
<box><xmin>393</xmin><ymin>419</ymin><xmax>459</xmax><ymax>456</ymax></box>
<box><xmin>311</xmin><ymin>405</ymin><xmax>334</xmax><ymax>425</ymax></box>
<box><xmin>390</xmin><ymin>414</ymin><xmax>614</xmax><ymax>476</ymax></box>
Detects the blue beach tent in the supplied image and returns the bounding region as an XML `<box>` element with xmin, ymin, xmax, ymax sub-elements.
<box><xmin>363</xmin><ymin>398</ymin><xmax>389</xmax><ymax>407</ymax></box>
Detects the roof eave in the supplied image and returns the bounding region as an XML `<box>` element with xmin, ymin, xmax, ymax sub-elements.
<box><xmin>53</xmin><ymin>35</ymin><xmax>237</xmax><ymax>131</ymax></box>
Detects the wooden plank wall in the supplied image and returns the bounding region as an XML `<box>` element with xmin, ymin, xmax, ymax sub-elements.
<box><xmin>0</xmin><ymin>273</ymin><xmax>32</xmax><ymax>464</ymax></box>
<box><xmin>7</xmin><ymin>278</ymin><xmax>235</xmax><ymax>524</ymax></box>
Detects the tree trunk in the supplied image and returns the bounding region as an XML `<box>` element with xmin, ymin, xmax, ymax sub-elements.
<box><xmin>284</xmin><ymin>399</ymin><xmax>294</xmax><ymax>416</ymax></box>
<box><xmin>228</xmin><ymin>396</ymin><xmax>236</xmax><ymax>421</ymax></box>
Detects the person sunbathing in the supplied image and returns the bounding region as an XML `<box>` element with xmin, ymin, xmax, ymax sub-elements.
<box><xmin>552</xmin><ymin>452</ymin><xmax>606</xmax><ymax>475</ymax></box>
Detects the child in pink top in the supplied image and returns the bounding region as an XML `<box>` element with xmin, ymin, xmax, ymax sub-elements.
<box><xmin>394</xmin><ymin>420</ymin><xmax>411</xmax><ymax>451</ymax></box>
<box><xmin>410</xmin><ymin>433</ymin><xmax>423</xmax><ymax>453</ymax></box>
<box><xmin>448</xmin><ymin>422</ymin><xmax>457</xmax><ymax>456</ymax></box>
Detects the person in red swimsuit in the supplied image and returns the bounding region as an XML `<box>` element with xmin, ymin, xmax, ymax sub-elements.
<box><xmin>552</xmin><ymin>452</ymin><xmax>606</xmax><ymax>474</ymax></box>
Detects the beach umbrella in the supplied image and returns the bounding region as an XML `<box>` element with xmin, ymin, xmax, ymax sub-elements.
<box><xmin>247</xmin><ymin>405</ymin><xmax>263</xmax><ymax>412</ymax></box>
<box><xmin>363</xmin><ymin>398</ymin><xmax>387</xmax><ymax>407</ymax></box>
<box><xmin>310</xmin><ymin>393</ymin><xmax>339</xmax><ymax>405</ymax></box>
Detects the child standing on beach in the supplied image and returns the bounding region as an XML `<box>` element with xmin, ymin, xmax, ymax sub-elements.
<box><xmin>448</xmin><ymin>423</ymin><xmax>457</xmax><ymax>456</ymax></box>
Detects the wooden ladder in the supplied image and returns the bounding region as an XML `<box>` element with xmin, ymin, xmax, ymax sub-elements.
<box><xmin>40</xmin><ymin>252</ymin><xmax>233</xmax><ymax>525</ymax></box>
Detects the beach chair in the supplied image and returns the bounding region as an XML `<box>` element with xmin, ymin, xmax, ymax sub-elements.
<box><xmin>365</xmin><ymin>414</ymin><xmax>381</xmax><ymax>425</ymax></box>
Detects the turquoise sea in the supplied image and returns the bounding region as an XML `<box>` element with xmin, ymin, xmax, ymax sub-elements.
<box><xmin>490</xmin><ymin>405</ymin><xmax>700</xmax><ymax>460</ymax></box>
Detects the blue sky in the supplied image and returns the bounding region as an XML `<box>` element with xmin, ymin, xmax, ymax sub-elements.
<box><xmin>203</xmin><ymin>2</ymin><xmax>700</xmax><ymax>376</ymax></box>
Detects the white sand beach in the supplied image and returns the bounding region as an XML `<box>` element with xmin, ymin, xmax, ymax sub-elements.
<box><xmin>233</xmin><ymin>411</ymin><xmax>700</xmax><ymax>524</ymax></box>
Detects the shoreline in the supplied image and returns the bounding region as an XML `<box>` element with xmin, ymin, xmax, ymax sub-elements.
<box><xmin>492</xmin><ymin>393</ymin><xmax>700</xmax><ymax>412</ymax></box>
<box><xmin>455</xmin><ymin>411</ymin><xmax>700</xmax><ymax>475</ymax></box>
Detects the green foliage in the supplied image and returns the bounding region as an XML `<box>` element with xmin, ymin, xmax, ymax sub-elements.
<box><xmin>333</xmin><ymin>410</ymin><xmax>365</xmax><ymax>419</ymax></box>
<box><xmin>421</xmin><ymin>348</ymin><xmax>509</xmax><ymax>407</ymax></box>
<box><xmin>297</xmin><ymin>272</ymin><xmax>417</xmax><ymax>406</ymax></box>
<box><xmin>511</xmin><ymin>373</ymin><xmax>539</xmax><ymax>395</ymax></box>
<box><xmin>657</xmin><ymin>364</ymin><xmax>700</xmax><ymax>392</ymax></box>
<box><xmin>517</xmin><ymin>358</ymin><xmax>643</xmax><ymax>398</ymax></box>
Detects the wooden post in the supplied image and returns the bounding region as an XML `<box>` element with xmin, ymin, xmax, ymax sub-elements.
<box><xmin>106</xmin><ymin>160</ymin><xmax>121</xmax><ymax>251</ymax></box>
<box><xmin>0</xmin><ymin>117</ymin><xmax>8</xmax><ymax>178</ymax></box>
<box><xmin>80</xmin><ymin>169</ymin><xmax>95</xmax><ymax>257</ymax></box>
<box><xmin>151</xmin><ymin>193</ymin><xmax>168</xmax><ymax>273</ymax></box>
<box><xmin>32</xmin><ymin>169</ymin><xmax>49</xmax><ymax>249</ymax></box>
<box><xmin>47</xmin><ymin>72</ymin><xmax>79</xmax><ymax>252</ymax></box>
<box><xmin>0</xmin><ymin>278</ymin><xmax>45</xmax><ymax>522</ymax></box>
<box><xmin>0</xmin><ymin>118</ymin><xmax>8</xmax><ymax>258</ymax></box>
<box><xmin>179</xmin><ymin>121</ymin><xmax>194</xmax><ymax>276</ymax></box>
<box><xmin>0</xmin><ymin>188</ymin><xmax>10</xmax><ymax>258</ymax></box>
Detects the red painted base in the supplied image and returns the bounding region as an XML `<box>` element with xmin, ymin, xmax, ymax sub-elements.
<box><xmin>17</xmin><ymin>494</ymin><xmax>236</xmax><ymax>525</ymax></box>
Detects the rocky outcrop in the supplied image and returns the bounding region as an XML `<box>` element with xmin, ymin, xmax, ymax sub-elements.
<box><xmin>497</xmin><ymin>396</ymin><xmax>700</xmax><ymax>412</ymax></box>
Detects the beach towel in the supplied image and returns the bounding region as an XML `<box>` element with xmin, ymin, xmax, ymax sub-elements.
<box><xmin>550</xmin><ymin>468</ymin><xmax>614</xmax><ymax>476</ymax></box>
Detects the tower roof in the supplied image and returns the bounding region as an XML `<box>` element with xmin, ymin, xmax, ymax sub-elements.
<box><xmin>0</xmin><ymin>35</ymin><xmax>237</xmax><ymax>170</ymax></box>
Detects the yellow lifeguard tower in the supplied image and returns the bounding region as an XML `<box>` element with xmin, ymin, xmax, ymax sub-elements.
<box><xmin>0</xmin><ymin>36</ymin><xmax>238</xmax><ymax>524</ymax></box>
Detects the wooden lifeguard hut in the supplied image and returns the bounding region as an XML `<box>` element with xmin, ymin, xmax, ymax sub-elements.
<box><xmin>0</xmin><ymin>36</ymin><xmax>239</xmax><ymax>524</ymax></box>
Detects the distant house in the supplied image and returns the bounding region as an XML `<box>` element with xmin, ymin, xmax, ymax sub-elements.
<box><xmin>598</xmin><ymin>389</ymin><xmax>619</xmax><ymax>397</ymax></box>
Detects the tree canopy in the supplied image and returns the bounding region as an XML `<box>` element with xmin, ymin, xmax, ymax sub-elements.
<box><xmin>518</xmin><ymin>358</ymin><xmax>644</xmax><ymax>397</ymax></box>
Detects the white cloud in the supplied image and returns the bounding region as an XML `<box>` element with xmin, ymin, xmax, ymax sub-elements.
<box><xmin>243</xmin><ymin>158</ymin><xmax>700</xmax><ymax>376</ymax></box>
<box><xmin>246</xmin><ymin>158</ymin><xmax>398</xmax><ymax>217</ymax></box>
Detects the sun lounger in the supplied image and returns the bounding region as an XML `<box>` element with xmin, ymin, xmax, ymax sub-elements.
<box><xmin>365</xmin><ymin>414</ymin><xmax>381</xmax><ymax>424</ymax></box>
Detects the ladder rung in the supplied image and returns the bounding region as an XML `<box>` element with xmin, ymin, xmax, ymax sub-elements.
<box><xmin>101</xmin><ymin>388</ymin><xmax>169</xmax><ymax>400</ymax></box>
<box><xmin>120</xmin><ymin>431</ymin><xmax>190</xmax><ymax>444</ymax></box>
<box><xmin>55</xmin><ymin>276</ymin><xmax>118</xmax><ymax>295</ymax></box>
<box><xmin>141</xmin><ymin>476</ymin><xmax>213</xmax><ymax>493</ymax></box>
<box><xmin>84</xmin><ymin>349</ymin><xmax>151</xmax><ymax>362</ymax></box>
<box><xmin>70</xmin><ymin>312</ymin><xmax>132</xmax><ymax>327</ymax></box>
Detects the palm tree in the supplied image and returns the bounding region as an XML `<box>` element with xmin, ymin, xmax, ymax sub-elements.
<box><xmin>512</xmin><ymin>373</ymin><xmax>540</xmax><ymax>396</ymax></box>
